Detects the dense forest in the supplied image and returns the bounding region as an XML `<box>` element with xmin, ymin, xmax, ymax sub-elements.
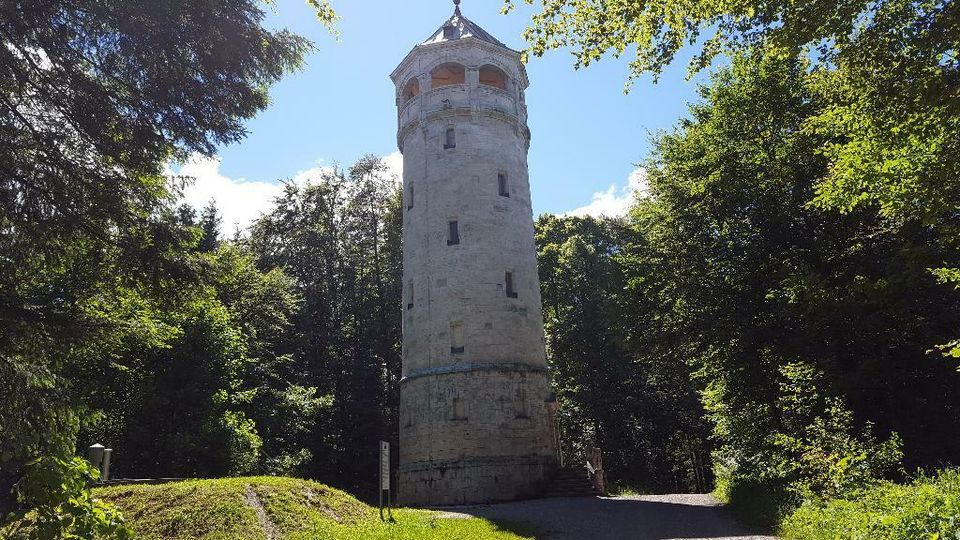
<box><xmin>2</xmin><ymin>0</ymin><xmax>959</xmax><ymax>538</ymax></box>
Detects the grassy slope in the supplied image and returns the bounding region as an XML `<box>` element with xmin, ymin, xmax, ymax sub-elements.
<box><xmin>780</xmin><ymin>469</ymin><xmax>960</xmax><ymax>540</ymax></box>
<box><xmin>94</xmin><ymin>477</ymin><xmax>535</xmax><ymax>540</ymax></box>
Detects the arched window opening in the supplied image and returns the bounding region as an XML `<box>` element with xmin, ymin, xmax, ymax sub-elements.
<box><xmin>479</xmin><ymin>65</ymin><xmax>507</xmax><ymax>90</ymax></box>
<box><xmin>431</xmin><ymin>63</ymin><xmax>466</xmax><ymax>88</ymax></box>
<box><xmin>401</xmin><ymin>78</ymin><xmax>420</xmax><ymax>104</ymax></box>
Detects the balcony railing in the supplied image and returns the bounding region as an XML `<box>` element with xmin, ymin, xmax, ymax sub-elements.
<box><xmin>397</xmin><ymin>84</ymin><xmax>522</xmax><ymax>133</ymax></box>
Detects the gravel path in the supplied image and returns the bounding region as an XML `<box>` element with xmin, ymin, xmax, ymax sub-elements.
<box><xmin>440</xmin><ymin>494</ymin><xmax>779</xmax><ymax>540</ymax></box>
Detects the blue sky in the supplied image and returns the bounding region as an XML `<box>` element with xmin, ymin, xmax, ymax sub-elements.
<box><xmin>176</xmin><ymin>0</ymin><xmax>712</xmax><ymax>230</ymax></box>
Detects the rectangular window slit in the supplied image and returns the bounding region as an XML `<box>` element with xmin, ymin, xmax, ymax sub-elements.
<box><xmin>450</xmin><ymin>321</ymin><xmax>464</xmax><ymax>354</ymax></box>
<box><xmin>407</xmin><ymin>281</ymin><xmax>414</xmax><ymax>310</ymax></box>
<box><xmin>444</xmin><ymin>127</ymin><xmax>456</xmax><ymax>149</ymax></box>
<box><xmin>407</xmin><ymin>183</ymin><xmax>414</xmax><ymax>210</ymax></box>
<box><xmin>505</xmin><ymin>271</ymin><xmax>518</xmax><ymax>298</ymax></box>
<box><xmin>447</xmin><ymin>220</ymin><xmax>460</xmax><ymax>245</ymax></box>
<box><xmin>498</xmin><ymin>173</ymin><xmax>510</xmax><ymax>197</ymax></box>
<box><xmin>452</xmin><ymin>396</ymin><xmax>466</xmax><ymax>420</ymax></box>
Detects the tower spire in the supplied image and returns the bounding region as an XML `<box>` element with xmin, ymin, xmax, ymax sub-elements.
<box><xmin>453</xmin><ymin>0</ymin><xmax>461</xmax><ymax>17</ymax></box>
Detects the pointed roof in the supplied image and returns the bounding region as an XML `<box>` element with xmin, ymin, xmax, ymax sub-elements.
<box><xmin>421</xmin><ymin>1</ymin><xmax>511</xmax><ymax>50</ymax></box>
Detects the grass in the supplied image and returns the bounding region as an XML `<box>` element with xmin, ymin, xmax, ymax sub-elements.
<box><xmin>84</xmin><ymin>476</ymin><xmax>536</xmax><ymax>540</ymax></box>
<box><xmin>711</xmin><ymin>471</ymin><xmax>793</xmax><ymax>531</ymax></box>
<box><xmin>780</xmin><ymin>469</ymin><xmax>960</xmax><ymax>540</ymax></box>
<box><xmin>606</xmin><ymin>482</ymin><xmax>648</xmax><ymax>497</ymax></box>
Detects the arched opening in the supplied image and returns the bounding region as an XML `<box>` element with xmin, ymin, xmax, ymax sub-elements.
<box><xmin>431</xmin><ymin>63</ymin><xmax>466</xmax><ymax>88</ymax></box>
<box><xmin>401</xmin><ymin>77</ymin><xmax>420</xmax><ymax>104</ymax></box>
<box><xmin>479</xmin><ymin>65</ymin><xmax>507</xmax><ymax>90</ymax></box>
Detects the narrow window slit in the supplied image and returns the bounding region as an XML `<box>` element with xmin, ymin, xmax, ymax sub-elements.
<box><xmin>452</xmin><ymin>396</ymin><xmax>466</xmax><ymax>420</ymax></box>
<box><xmin>505</xmin><ymin>271</ymin><xmax>518</xmax><ymax>298</ymax></box>
<box><xmin>448</xmin><ymin>220</ymin><xmax>460</xmax><ymax>245</ymax></box>
<box><xmin>450</xmin><ymin>321</ymin><xmax>464</xmax><ymax>354</ymax></box>
<box><xmin>444</xmin><ymin>127</ymin><xmax>456</xmax><ymax>149</ymax></box>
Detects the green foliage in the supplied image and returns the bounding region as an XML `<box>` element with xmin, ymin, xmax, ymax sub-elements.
<box><xmin>2</xmin><ymin>457</ymin><xmax>130</xmax><ymax>540</ymax></box>
<box><xmin>709</xmin><ymin>366</ymin><xmax>903</xmax><ymax>527</ymax></box>
<box><xmin>0</xmin><ymin>0</ymin><xmax>335</xmax><ymax>523</ymax></box>
<box><xmin>503</xmin><ymin>0</ymin><xmax>954</xmax><ymax>89</ymax></box>
<box><xmin>712</xmin><ymin>471</ymin><xmax>791</xmax><ymax>530</ymax></box>
<box><xmin>507</xmin><ymin>0</ymin><xmax>960</xmax><ymax>367</ymax></box>
<box><xmin>932</xmin><ymin>268</ymin><xmax>960</xmax><ymax>363</ymax></box>
<box><xmin>620</xmin><ymin>46</ymin><xmax>959</xmax><ymax>526</ymax></box>
<box><xmin>0</xmin><ymin>356</ymin><xmax>78</xmax><ymax>512</ymax></box>
<box><xmin>522</xmin><ymin>0</ymin><xmax>960</xmax><ymax>527</ymax></box>
<box><xmin>535</xmin><ymin>214</ymin><xmax>713</xmax><ymax>493</ymax></box>
<box><xmin>198</xmin><ymin>201</ymin><xmax>223</xmax><ymax>253</ymax></box>
<box><xmin>89</xmin><ymin>477</ymin><xmax>534</xmax><ymax>540</ymax></box>
<box><xmin>248</xmin><ymin>156</ymin><xmax>403</xmax><ymax>498</ymax></box>
<box><xmin>781</xmin><ymin>469</ymin><xmax>960</xmax><ymax>540</ymax></box>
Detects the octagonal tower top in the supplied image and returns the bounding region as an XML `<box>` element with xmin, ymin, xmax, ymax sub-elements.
<box><xmin>390</xmin><ymin>2</ymin><xmax>528</xmax><ymax>90</ymax></box>
<box><xmin>420</xmin><ymin>0</ymin><xmax>511</xmax><ymax>49</ymax></box>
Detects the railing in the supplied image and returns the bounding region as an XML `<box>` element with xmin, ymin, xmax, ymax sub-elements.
<box><xmin>585</xmin><ymin>447</ymin><xmax>606</xmax><ymax>495</ymax></box>
<box><xmin>397</xmin><ymin>83</ymin><xmax>522</xmax><ymax>134</ymax></box>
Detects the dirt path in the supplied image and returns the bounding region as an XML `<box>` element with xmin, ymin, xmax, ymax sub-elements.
<box><xmin>441</xmin><ymin>494</ymin><xmax>778</xmax><ymax>540</ymax></box>
<box><xmin>243</xmin><ymin>484</ymin><xmax>280</xmax><ymax>540</ymax></box>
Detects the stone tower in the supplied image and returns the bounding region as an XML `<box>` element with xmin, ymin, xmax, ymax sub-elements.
<box><xmin>391</xmin><ymin>1</ymin><xmax>558</xmax><ymax>506</ymax></box>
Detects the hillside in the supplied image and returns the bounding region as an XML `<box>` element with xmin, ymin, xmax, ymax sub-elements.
<box><xmin>69</xmin><ymin>477</ymin><xmax>534</xmax><ymax>540</ymax></box>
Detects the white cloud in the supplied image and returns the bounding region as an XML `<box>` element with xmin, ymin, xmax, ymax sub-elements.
<box><xmin>383</xmin><ymin>150</ymin><xmax>403</xmax><ymax>185</ymax></box>
<box><xmin>170</xmin><ymin>155</ymin><xmax>281</xmax><ymax>236</ymax></box>
<box><xmin>170</xmin><ymin>155</ymin><xmax>324</xmax><ymax>237</ymax></box>
<box><xmin>170</xmin><ymin>152</ymin><xmax>403</xmax><ymax>236</ymax></box>
<box><xmin>561</xmin><ymin>167</ymin><xmax>648</xmax><ymax>218</ymax></box>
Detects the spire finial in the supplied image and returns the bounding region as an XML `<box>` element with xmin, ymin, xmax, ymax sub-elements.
<box><xmin>453</xmin><ymin>0</ymin><xmax>462</xmax><ymax>16</ymax></box>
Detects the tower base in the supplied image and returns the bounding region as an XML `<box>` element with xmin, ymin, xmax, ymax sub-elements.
<box><xmin>398</xmin><ymin>454</ymin><xmax>556</xmax><ymax>506</ymax></box>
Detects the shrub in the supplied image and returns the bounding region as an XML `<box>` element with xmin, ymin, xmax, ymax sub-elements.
<box><xmin>780</xmin><ymin>469</ymin><xmax>960</xmax><ymax>540</ymax></box>
<box><xmin>713</xmin><ymin>468</ymin><xmax>794</xmax><ymax>530</ymax></box>
<box><xmin>1</xmin><ymin>457</ymin><xmax>130</xmax><ymax>540</ymax></box>
<box><xmin>710</xmin><ymin>362</ymin><xmax>904</xmax><ymax>530</ymax></box>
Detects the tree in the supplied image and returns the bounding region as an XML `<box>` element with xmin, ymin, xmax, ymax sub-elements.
<box><xmin>625</xmin><ymin>48</ymin><xmax>959</xmax><ymax>521</ymax></box>
<box><xmin>0</xmin><ymin>0</ymin><xmax>336</xmax><ymax>519</ymax></box>
<box><xmin>199</xmin><ymin>200</ymin><xmax>223</xmax><ymax>253</ymax></box>
<box><xmin>535</xmin><ymin>214</ymin><xmax>713</xmax><ymax>492</ymax></box>
<box><xmin>503</xmin><ymin>0</ymin><xmax>952</xmax><ymax>81</ymax></box>
<box><xmin>248</xmin><ymin>156</ymin><xmax>402</xmax><ymax>498</ymax></box>
<box><xmin>506</xmin><ymin>0</ymin><xmax>960</xmax><ymax>361</ymax></box>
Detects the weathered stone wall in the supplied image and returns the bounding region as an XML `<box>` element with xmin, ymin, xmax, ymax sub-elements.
<box><xmin>398</xmin><ymin>369</ymin><xmax>556</xmax><ymax>505</ymax></box>
<box><xmin>392</xmin><ymin>33</ymin><xmax>557</xmax><ymax>506</ymax></box>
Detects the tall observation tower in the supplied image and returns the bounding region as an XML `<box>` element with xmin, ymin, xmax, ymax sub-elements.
<box><xmin>390</xmin><ymin>1</ymin><xmax>559</xmax><ymax>505</ymax></box>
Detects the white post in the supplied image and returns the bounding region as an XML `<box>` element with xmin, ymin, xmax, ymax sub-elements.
<box><xmin>101</xmin><ymin>449</ymin><xmax>112</xmax><ymax>482</ymax></box>
<box><xmin>87</xmin><ymin>444</ymin><xmax>105</xmax><ymax>481</ymax></box>
<box><xmin>379</xmin><ymin>441</ymin><xmax>392</xmax><ymax>520</ymax></box>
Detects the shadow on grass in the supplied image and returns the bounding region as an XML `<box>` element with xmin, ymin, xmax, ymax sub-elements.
<box><xmin>486</xmin><ymin>518</ymin><xmax>542</xmax><ymax>538</ymax></box>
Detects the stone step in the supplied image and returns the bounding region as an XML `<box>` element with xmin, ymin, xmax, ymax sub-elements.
<box><xmin>542</xmin><ymin>467</ymin><xmax>601</xmax><ymax>498</ymax></box>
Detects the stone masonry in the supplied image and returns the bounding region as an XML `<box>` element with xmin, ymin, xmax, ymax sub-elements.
<box><xmin>390</xmin><ymin>2</ymin><xmax>559</xmax><ymax>506</ymax></box>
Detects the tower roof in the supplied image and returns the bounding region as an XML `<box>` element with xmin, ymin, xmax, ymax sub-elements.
<box><xmin>420</xmin><ymin>1</ymin><xmax>511</xmax><ymax>50</ymax></box>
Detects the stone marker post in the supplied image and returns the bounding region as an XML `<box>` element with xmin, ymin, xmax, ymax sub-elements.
<box><xmin>101</xmin><ymin>448</ymin><xmax>112</xmax><ymax>482</ymax></box>
<box><xmin>87</xmin><ymin>443</ymin><xmax>105</xmax><ymax>481</ymax></box>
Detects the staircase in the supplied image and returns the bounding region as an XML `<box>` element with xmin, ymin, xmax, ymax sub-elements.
<box><xmin>543</xmin><ymin>467</ymin><xmax>602</xmax><ymax>498</ymax></box>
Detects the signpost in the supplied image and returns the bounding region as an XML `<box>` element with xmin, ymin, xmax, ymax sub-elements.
<box><xmin>378</xmin><ymin>441</ymin><xmax>393</xmax><ymax>521</ymax></box>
